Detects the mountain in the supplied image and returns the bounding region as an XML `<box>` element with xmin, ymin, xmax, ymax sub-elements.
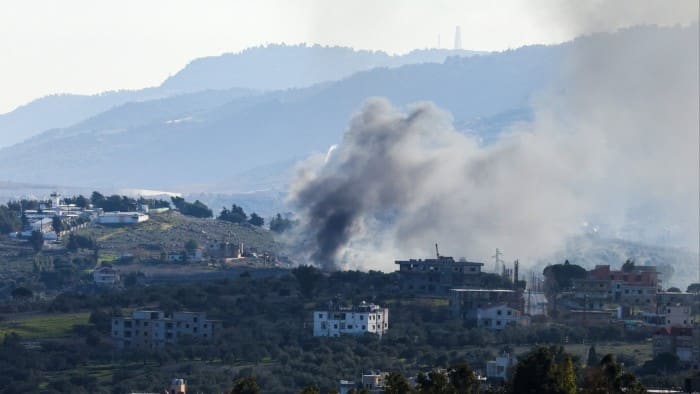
<box><xmin>0</xmin><ymin>43</ymin><xmax>559</xmax><ymax>190</ymax></box>
<box><xmin>160</xmin><ymin>44</ymin><xmax>482</xmax><ymax>93</ymax></box>
<box><xmin>0</xmin><ymin>46</ymin><xmax>480</xmax><ymax>148</ymax></box>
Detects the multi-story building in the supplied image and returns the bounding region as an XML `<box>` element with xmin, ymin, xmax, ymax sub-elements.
<box><xmin>395</xmin><ymin>254</ymin><xmax>484</xmax><ymax>294</ymax></box>
<box><xmin>486</xmin><ymin>353</ymin><xmax>515</xmax><ymax>381</ymax></box>
<box><xmin>93</xmin><ymin>266</ymin><xmax>119</xmax><ymax>285</ymax></box>
<box><xmin>476</xmin><ymin>305</ymin><xmax>527</xmax><ymax>330</ymax></box>
<box><xmin>313</xmin><ymin>302</ymin><xmax>389</xmax><ymax>337</ymax></box>
<box><xmin>449</xmin><ymin>288</ymin><xmax>523</xmax><ymax>322</ymax></box>
<box><xmin>571</xmin><ymin>264</ymin><xmax>659</xmax><ymax>315</ymax></box>
<box><xmin>662</xmin><ymin>305</ymin><xmax>694</xmax><ymax>327</ymax></box>
<box><xmin>111</xmin><ymin>310</ymin><xmax>221</xmax><ymax>349</ymax></box>
<box><xmin>653</xmin><ymin>326</ymin><xmax>700</xmax><ymax>368</ymax></box>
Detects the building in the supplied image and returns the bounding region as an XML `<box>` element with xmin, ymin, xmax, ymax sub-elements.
<box><xmin>338</xmin><ymin>380</ymin><xmax>357</xmax><ymax>394</ymax></box>
<box><xmin>449</xmin><ymin>288</ymin><xmax>523</xmax><ymax>322</ymax></box>
<box><xmin>93</xmin><ymin>266</ymin><xmax>119</xmax><ymax>285</ymax></box>
<box><xmin>571</xmin><ymin>264</ymin><xmax>659</xmax><ymax>316</ymax></box>
<box><xmin>395</xmin><ymin>251</ymin><xmax>484</xmax><ymax>294</ymax></box>
<box><xmin>662</xmin><ymin>305</ymin><xmax>694</xmax><ymax>327</ymax></box>
<box><xmin>652</xmin><ymin>326</ymin><xmax>700</xmax><ymax>367</ymax></box>
<box><xmin>361</xmin><ymin>372</ymin><xmax>388</xmax><ymax>393</ymax></box>
<box><xmin>97</xmin><ymin>212</ymin><xmax>149</xmax><ymax>225</ymax></box>
<box><xmin>169</xmin><ymin>379</ymin><xmax>186</xmax><ymax>394</ymax></box>
<box><xmin>313</xmin><ymin>302</ymin><xmax>389</xmax><ymax>337</ymax></box>
<box><xmin>486</xmin><ymin>353</ymin><xmax>515</xmax><ymax>381</ymax></box>
<box><xmin>111</xmin><ymin>310</ymin><xmax>221</xmax><ymax>349</ymax></box>
<box><xmin>476</xmin><ymin>305</ymin><xmax>528</xmax><ymax>330</ymax></box>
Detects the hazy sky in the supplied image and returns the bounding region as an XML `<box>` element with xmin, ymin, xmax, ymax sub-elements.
<box><xmin>1</xmin><ymin>0</ymin><xmax>697</xmax><ymax>114</ymax></box>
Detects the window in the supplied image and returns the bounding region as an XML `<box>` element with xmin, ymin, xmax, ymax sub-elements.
<box><xmin>497</xmin><ymin>310</ymin><xmax>502</xmax><ymax>315</ymax></box>
<box><xmin>507</xmin><ymin>310</ymin><xmax>512</xmax><ymax>316</ymax></box>
<box><xmin>348</xmin><ymin>325</ymin><xmax>353</xmax><ymax>329</ymax></box>
<box><xmin>143</xmin><ymin>322</ymin><xmax>149</xmax><ymax>327</ymax></box>
<box><xmin>193</xmin><ymin>317</ymin><xmax>198</xmax><ymax>323</ymax></box>
<box><xmin>362</xmin><ymin>325</ymin><xmax>366</xmax><ymax>330</ymax></box>
<box><xmin>193</xmin><ymin>327</ymin><xmax>198</xmax><ymax>333</ymax></box>
<box><xmin>360</xmin><ymin>316</ymin><xmax>363</xmax><ymax>320</ymax></box>
<box><xmin>333</xmin><ymin>324</ymin><xmax>338</xmax><ymax>329</ymax></box>
<box><xmin>318</xmin><ymin>313</ymin><xmax>323</xmax><ymax>318</ymax></box>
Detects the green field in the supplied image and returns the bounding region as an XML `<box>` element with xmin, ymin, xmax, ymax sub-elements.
<box><xmin>0</xmin><ymin>312</ymin><xmax>90</xmax><ymax>339</ymax></box>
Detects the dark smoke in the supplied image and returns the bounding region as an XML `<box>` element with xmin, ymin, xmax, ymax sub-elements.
<box><xmin>289</xmin><ymin>23</ymin><xmax>698</xmax><ymax>281</ymax></box>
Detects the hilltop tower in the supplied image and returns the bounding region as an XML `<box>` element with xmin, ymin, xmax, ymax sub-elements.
<box><xmin>454</xmin><ymin>25</ymin><xmax>462</xmax><ymax>50</ymax></box>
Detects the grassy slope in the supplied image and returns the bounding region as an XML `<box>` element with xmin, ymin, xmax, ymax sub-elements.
<box><xmin>0</xmin><ymin>312</ymin><xmax>89</xmax><ymax>339</ymax></box>
<box><xmin>75</xmin><ymin>210</ymin><xmax>281</xmax><ymax>261</ymax></box>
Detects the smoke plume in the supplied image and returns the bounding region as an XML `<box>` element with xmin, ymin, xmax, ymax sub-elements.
<box><xmin>289</xmin><ymin>23</ymin><xmax>699</xmax><ymax>274</ymax></box>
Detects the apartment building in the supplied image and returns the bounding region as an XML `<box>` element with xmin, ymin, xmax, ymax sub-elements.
<box><xmin>313</xmin><ymin>302</ymin><xmax>389</xmax><ymax>337</ymax></box>
<box><xmin>111</xmin><ymin>310</ymin><xmax>221</xmax><ymax>349</ymax></box>
<box><xmin>395</xmin><ymin>254</ymin><xmax>484</xmax><ymax>294</ymax></box>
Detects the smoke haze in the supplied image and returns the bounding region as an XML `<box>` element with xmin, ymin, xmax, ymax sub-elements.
<box><xmin>288</xmin><ymin>23</ymin><xmax>699</xmax><ymax>274</ymax></box>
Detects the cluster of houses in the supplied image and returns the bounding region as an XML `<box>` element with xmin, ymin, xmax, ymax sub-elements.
<box><xmin>551</xmin><ymin>263</ymin><xmax>699</xmax><ymax>370</ymax></box>
<box><xmin>8</xmin><ymin>192</ymin><xmax>151</xmax><ymax>244</ymax></box>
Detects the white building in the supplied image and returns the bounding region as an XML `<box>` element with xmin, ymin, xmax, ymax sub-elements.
<box><xmin>476</xmin><ymin>305</ymin><xmax>526</xmax><ymax>330</ymax></box>
<box><xmin>97</xmin><ymin>212</ymin><xmax>149</xmax><ymax>225</ymax></box>
<box><xmin>486</xmin><ymin>353</ymin><xmax>515</xmax><ymax>380</ymax></box>
<box><xmin>313</xmin><ymin>302</ymin><xmax>389</xmax><ymax>337</ymax></box>
<box><xmin>664</xmin><ymin>305</ymin><xmax>694</xmax><ymax>327</ymax></box>
<box><xmin>93</xmin><ymin>266</ymin><xmax>120</xmax><ymax>284</ymax></box>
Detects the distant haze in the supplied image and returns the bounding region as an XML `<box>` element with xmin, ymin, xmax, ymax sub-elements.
<box><xmin>1</xmin><ymin>0</ymin><xmax>697</xmax><ymax>113</ymax></box>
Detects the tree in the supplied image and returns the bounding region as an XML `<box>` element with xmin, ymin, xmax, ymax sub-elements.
<box><xmin>449</xmin><ymin>363</ymin><xmax>479</xmax><ymax>394</ymax></box>
<box><xmin>621</xmin><ymin>259</ymin><xmax>635</xmax><ymax>272</ymax></box>
<box><xmin>29</xmin><ymin>230</ymin><xmax>44</xmax><ymax>252</ymax></box>
<box><xmin>298</xmin><ymin>386</ymin><xmax>321</xmax><ymax>394</ymax></box>
<box><xmin>687</xmin><ymin>283</ymin><xmax>700</xmax><ymax>293</ymax></box>
<box><xmin>230</xmin><ymin>376</ymin><xmax>260</xmax><ymax>394</ymax></box>
<box><xmin>385</xmin><ymin>372</ymin><xmax>413</xmax><ymax>394</ymax></box>
<box><xmin>511</xmin><ymin>346</ymin><xmax>576</xmax><ymax>394</ymax></box>
<box><xmin>416</xmin><ymin>370</ymin><xmax>453</xmax><ymax>394</ymax></box>
<box><xmin>586</xmin><ymin>345</ymin><xmax>599</xmax><ymax>367</ymax></box>
<box><xmin>292</xmin><ymin>265</ymin><xmax>322</xmax><ymax>298</ymax></box>
<box><xmin>583</xmin><ymin>354</ymin><xmax>645</xmax><ymax>394</ymax></box>
<box><xmin>543</xmin><ymin>261</ymin><xmax>587</xmax><ymax>294</ymax></box>
<box><xmin>11</xmin><ymin>287</ymin><xmax>33</xmax><ymax>300</ymax></box>
<box><xmin>0</xmin><ymin>205</ymin><xmax>21</xmax><ymax>233</ymax></box>
<box><xmin>172</xmin><ymin>197</ymin><xmax>213</xmax><ymax>218</ymax></box>
<box><xmin>219</xmin><ymin>204</ymin><xmax>247</xmax><ymax>223</ymax></box>
<box><xmin>51</xmin><ymin>216</ymin><xmax>64</xmax><ymax>234</ymax></box>
<box><xmin>269</xmin><ymin>213</ymin><xmax>294</xmax><ymax>233</ymax></box>
<box><xmin>248</xmin><ymin>213</ymin><xmax>264</xmax><ymax>227</ymax></box>
<box><xmin>666</xmin><ymin>287</ymin><xmax>681</xmax><ymax>293</ymax></box>
<box><xmin>185</xmin><ymin>239</ymin><xmax>199</xmax><ymax>254</ymax></box>
<box><xmin>90</xmin><ymin>191</ymin><xmax>105</xmax><ymax>207</ymax></box>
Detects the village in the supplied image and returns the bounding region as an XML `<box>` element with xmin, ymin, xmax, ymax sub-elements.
<box><xmin>0</xmin><ymin>192</ymin><xmax>699</xmax><ymax>392</ymax></box>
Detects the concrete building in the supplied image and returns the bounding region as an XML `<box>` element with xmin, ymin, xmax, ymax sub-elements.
<box><xmin>653</xmin><ymin>327</ymin><xmax>700</xmax><ymax>368</ymax></box>
<box><xmin>449</xmin><ymin>288</ymin><xmax>523</xmax><ymax>322</ymax></box>
<box><xmin>93</xmin><ymin>266</ymin><xmax>119</xmax><ymax>285</ymax></box>
<box><xmin>571</xmin><ymin>264</ymin><xmax>659</xmax><ymax>316</ymax></box>
<box><xmin>313</xmin><ymin>302</ymin><xmax>389</xmax><ymax>337</ymax></box>
<box><xmin>97</xmin><ymin>212</ymin><xmax>149</xmax><ymax>225</ymax></box>
<box><xmin>169</xmin><ymin>379</ymin><xmax>186</xmax><ymax>394</ymax></box>
<box><xmin>476</xmin><ymin>305</ymin><xmax>528</xmax><ymax>330</ymax></box>
<box><xmin>395</xmin><ymin>252</ymin><xmax>484</xmax><ymax>294</ymax></box>
<box><xmin>111</xmin><ymin>310</ymin><xmax>221</xmax><ymax>349</ymax></box>
<box><xmin>361</xmin><ymin>372</ymin><xmax>388</xmax><ymax>393</ymax></box>
<box><xmin>663</xmin><ymin>305</ymin><xmax>694</xmax><ymax>327</ymax></box>
<box><xmin>486</xmin><ymin>353</ymin><xmax>515</xmax><ymax>381</ymax></box>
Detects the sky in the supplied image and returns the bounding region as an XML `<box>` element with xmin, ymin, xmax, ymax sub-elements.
<box><xmin>0</xmin><ymin>0</ymin><xmax>697</xmax><ymax>114</ymax></box>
